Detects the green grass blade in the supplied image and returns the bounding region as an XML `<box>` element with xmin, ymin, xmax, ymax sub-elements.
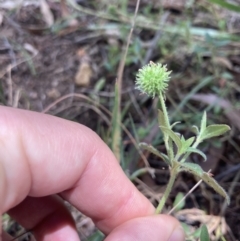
<box><xmin>111</xmin><ymin>84</ymin><xmax>121</xmax><ymax>162</ymax></box>
<box><xmin>200</xmin><ymin>224</ymin><xmax>210</xmax><ymax>241</ymax></box>
<box><xmin>209</xmin><ymin>0</ymin><xmax>240</xmax><ymax>12</ymax></box>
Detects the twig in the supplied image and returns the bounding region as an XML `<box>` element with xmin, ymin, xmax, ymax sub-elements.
<box><xmin>111</xmin><ymin>0</ymin><xmax>141</xmax><ymax>162</ymax></box>
<box><xmin>4</xmin><ymin>37</ymin><xmax>17</xmax><ymax>68</ymax></box>
<box><xmin>13</xmin><ymin>88</ymin><xmax>22</xmax><ymax>108</ymax></box>
<box><xmin>116</xmin><ymin>0</ymin><xmax>140</xmax><ymax>91</ymax></box>
<box><xmin>168</xmin><ymin>169</ymin><xmax>212</xmax><ymax>215</ymax></box>
<box><xmin>168</xmin><ymin>178</ymin><xmax>203</xmax><ymax>215</ymax></box>
<box><xmin>6</xmin><ymin>66</ymin><xmax>13</xmax><ymax>106</ymax></box>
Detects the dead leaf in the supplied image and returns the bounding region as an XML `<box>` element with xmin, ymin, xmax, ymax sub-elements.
<box><xmin>175</xmin><ymin>208</ymin><xmax>229</xmax><ymax>240</ymax></box>
<box><xmin>191</xmin><ymin>94</ymin><xmax>240</xmax><ymax>131</ymax></box>
<box><xmin>160</xmin><ymin>0</ymin><xmax>187</xmax><ymax>11</ymax></box>
<box><xmin>75</xmin><ymin>62</ymin><xmax>92</xmax><ymax>87</ymax></box>
<box><xmin>24</xmin><ymin>43</ymin><xmax>38</xmax><ymax>56</ymax></box>
<box><xmin>40</xmin><ymin>0</ymin><xmax>54</xmax><ymax>27</ymax></box>
<box><xmin>213</xmin><ymin>57</ymin><xmax>232</xmax><ymax>70</ymax></box>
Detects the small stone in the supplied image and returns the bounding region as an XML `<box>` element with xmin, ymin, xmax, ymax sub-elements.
<box><xmin>75</xmin><ymin>62</ymin><xmax>92</xmax><ymax>87</ymax></box>
<box><xmin>29</xmin><ymin>91</ymin><xmax>38</xmax><ymax>99</ymax></box>
<box><xmin>46</xmin><ymin>89</ymin><xmax>60</xmax><ymax>99</ymax></box>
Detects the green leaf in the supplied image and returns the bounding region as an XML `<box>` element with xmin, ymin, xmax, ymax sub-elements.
<box><xmin>171</xmin><ymin>121</ymin><xmax>181</xmax><ymax>129</ymax></box>
<box><xmin>185</xmin><ymin>137</ymin><xmax>195</xmax><ymax>147</ymax></box>
<box><xmin>179</xmin><ymin>165</ymin><xmax>230</xmax><ymax>204</ymax></box>
<box><xmin>139</xmin><ymin>142</ymin><xmax>171</xmax><ymax>165</ymax></box>
<box><xmin>209</xmin><ymin>0</ymin><xmax>240</xmax><ymax>13</ymax></box>
<box><xmin>200</xmin><ymin>124</ymin><xmax>230</xmax><ymax>141</ymax></box>
<box><xmin>183</xmin><ymin>137</ymin><xmax>195</xmax><ymax>150</ymax></box>
<box><xmin>186</xmin><ymin>147</ymin><xmax>207</xmax><ymax>161</ymax></box>
<box><xmin>111</xmin><ymin>84</ymin><xmax>121</xmax><ymax>162</ymax></box>
<box><xmin>178</xmin><ymin>137</ymin><xmax>195</xmax><ymax>156</ymax></box>
<box><xmin>87</xmin><ymin>230</ymin><xmax>104</xmax><ymax>241</ymax></box>
<box><xmin>200</xmin><ymin>224</ymin><xmax>210</xmax><ymax>241</ymax></box>
<box><xmin>160</xmin><ymin>126</ymin><xmax>182</xmax><ymax>152</ymax></box>
<box><xmin>200</xmin><ymin>111</ymin><xmax>207</xmax><ymax>134</ymax></box>
<box><xmin>191</xmin><ymin>125</ymin><xmax>199</xmax><ymax>135</ymax></box>
<box><xmin>180</xmin><ymin>135</ymin><xmax>185</xmax><ymax>142</ymax></box>
<box><xmin>158</xmin><ymin>109</ymin><xmax>168</xmax><ymax>128</ymax></box>
<box><xmin>173</xmin><ymin>192</ymin><xmax>185</xmax><ymax>211</ymax></box>
<box><xmin>201</xmin><ymin>172</ymin><xmax>230</xmax><ymax>205</ymax></box>
<box><xmin>179</xmin><ymin>162</ymin><xmax>204</xmax><ymax>176</ymax></box>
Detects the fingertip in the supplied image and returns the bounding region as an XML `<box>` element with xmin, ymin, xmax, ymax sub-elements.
<box><xmin>33</xmin><ymin>208</ymin><xmax>80</xmax><ymax>241</ymax></box>
<box><xmin>2</xmin><ymin>231</ymin><xmax>13</xmax><ymax>241</ymax></box>
<box><xmin>168</xmin><ymin>226</ymin><xmax>185</xmax><ymax>241</ymax></box>
<box><xmin>105</xmin><ymin>215</ymin><xmax>185</xmax><ymax>241</ymax></box>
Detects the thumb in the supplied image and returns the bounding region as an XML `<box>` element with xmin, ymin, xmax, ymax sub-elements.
<box><xmin>105</xmin><ymin>215</ymin><xmax>185</xmax><ymax>241</ymax></box>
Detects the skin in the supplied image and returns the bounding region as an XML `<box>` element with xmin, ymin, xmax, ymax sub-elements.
<box><xmin>0</xmin><ymin>106</ymin><xmax>185</xmax><ymax>241</ymax></box>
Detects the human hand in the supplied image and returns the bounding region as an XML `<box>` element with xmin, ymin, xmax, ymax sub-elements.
<box><xmin>0</xmin><ymin>106</ymin><xmax>185</xmax><ymax>241</ymax></box>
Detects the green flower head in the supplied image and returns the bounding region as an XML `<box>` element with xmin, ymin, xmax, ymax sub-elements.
<box><xmin>135</xmin><ymin>62</ymin><xmax>171</xmax><ymax>98</ymax></box>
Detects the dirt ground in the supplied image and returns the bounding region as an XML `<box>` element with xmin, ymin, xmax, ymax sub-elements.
<box><xmin>1</xmin><ymin>1</ymin><xmax>240</xmax><ymax>240</ymax></box>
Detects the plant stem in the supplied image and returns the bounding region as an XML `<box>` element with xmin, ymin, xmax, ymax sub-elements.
<box><xmin>155</xmin><ymin>166</ymin><xmax>178</xmax><ymax>214</ymax></box>
<box><xmin>159</xmin><ymin>92</ymin><xmax>174</xmax><ymax>161</ymax></box>
<box><xmin>159</xmin><ymin>92</ymin><xmax>170</xmax><ymax>128</ymax></box>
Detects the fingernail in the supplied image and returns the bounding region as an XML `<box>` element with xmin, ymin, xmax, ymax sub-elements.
<box><xmin>168</xmin><ymin>227</ymin><xmax>185</xmax><ymax>241</ymax></box>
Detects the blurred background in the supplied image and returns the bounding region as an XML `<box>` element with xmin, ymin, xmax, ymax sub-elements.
<box><xmin>1</xmin><ymin>0</ymin><xmax>240</xmax><ymax>240</ymax></box>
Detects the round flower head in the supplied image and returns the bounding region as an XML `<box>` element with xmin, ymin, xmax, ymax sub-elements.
<box><xmin>135</xmin><ymin>62</ymin><xmax>171</xmax><ymax>98</ymax></box>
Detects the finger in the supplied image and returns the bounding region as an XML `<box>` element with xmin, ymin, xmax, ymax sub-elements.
<box><xmin>105</xmin><ymin>215</ymin><xmax>185</xmax><ymax>241</ymax></box>
<box><xmin>0</xmin><ymin>106</ymin><xmax>154</xmax><ymax>234</ymax></box>
<box><xmin>8</xmin><ymin>196</ymin><xmax>79</xmax><ymax>241</ymax></box>
<box><xmin>2</xmin><ymin>230</ymin><xmax>13</xmax><ymax>241</ymax></box>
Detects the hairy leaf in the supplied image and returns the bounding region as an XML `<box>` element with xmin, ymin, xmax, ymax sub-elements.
<box><xmin>180</xmin><ymin>135</ymin><xmax>185</xmax><ymax>142</ymax></box>
<box><xmin>158</xmin><ymin>109</ymin><xmax>168</xmax><ymax>128</ymax></box>
<box><xmin>201</xmin><ymin>124</ymin><xmax>230</xmax><ymax>140</ymax></box>
<box><xmin>160</xmin><ymin>126</ymin><xmax>182</xmax><ymax>152</ymax></box>
<box><xmin>180</xmin><ymin>165</ymin><xmax>230</xmax><ymax>204</ymax></box>
<box><xmin>191</xmin><ymin>125</ymin><xmax>199</xmax><ymax>135</ymax></box>
<box><xmin>139</xmin><ymin>142</ymin><xmax>171</xmax><ymax>165</ymax></box>
<box><xmin>185</xmin><ymin>137</ymin><xmax>195</xmax><ymax>147</ymax></box>
<box><xmin>183</xmin><ymin>137</ymin><xmax>195</xmax><ymax>150</ymax></box>
<box><xmin>178</xmin><ymin>137</ymin><xmax>195</xmax><ymax>156</ymax></box>
<box><xmin>186</xmin><ymin>147</ymin><xmax>207</xmax><ymax>161</ymax></box>
<box><xmin>202</xmin><ymin>172</ymin><xmax>230</xmax><ymax>204</ymax></box>
<box><xmin>200</xmin><ymin>111</ymin><xmax>207</xmax><ymax>134</ymax></box>
<box><xmin>179</xmin><ymin>162</ymin><xmax>204</xmax><ymax>176</ymax></box>
<box><xmin>171</xmin><ymin>121</ymin><xmax>181</xmax><ymax>129</ymax></box>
